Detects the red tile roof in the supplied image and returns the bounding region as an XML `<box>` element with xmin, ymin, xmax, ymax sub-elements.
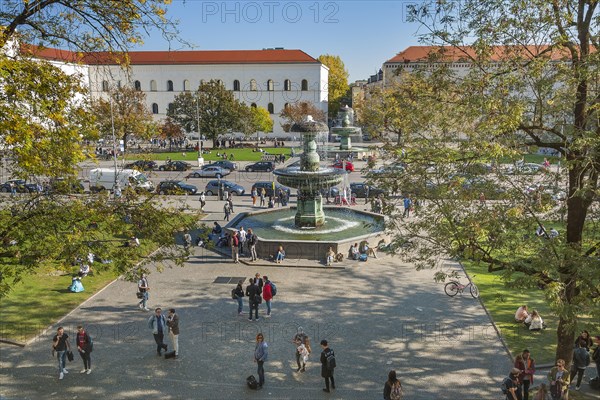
<box><xmin>21</xmin><ymin>45</ymin><xmax>320</xmax><ymax>65</ymax></box>
<box><xmin>386</xmin><ymin>45</ymin><xmax>572</xmax><ymax>63</ymax></box>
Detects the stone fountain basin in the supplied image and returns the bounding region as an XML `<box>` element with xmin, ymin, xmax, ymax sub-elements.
<box><xmin>273</xmin><ymin>167</ymin><xmax>345</xmax><ymax>190</ymax></box>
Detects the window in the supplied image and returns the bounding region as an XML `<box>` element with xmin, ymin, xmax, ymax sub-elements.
<box><xmin>117</xmin><ymin>80</ymin><xmax>122</xmax><ymax>88</ymax></box>
<box><xmin>167</xmin><ymin>80</ymin><xmax>174</xmax><ymax>91</ymax></box>
<box><xmin>168</xmin><ymin>103</ymin><xmax>174</xmax><ymax>113</ymax></box>
<box><xmin>152</xmin><ymin>103</ymin><xmax>159</xmax><ymax>114</ymax></box>
<box><xmin>301</xmin><ymin>79</ymin><xmax>308</xmax><ymax>91</ymax></box>
<box><xmin>284</xmin><ymin>79</ymin><xmax>291</xmax><ymax>91</ymax></box>
<box><xmin>150</xmin><ymin>80</ymin><xmax>157</xmax><ymax>92</ymax></box>
<box><xmin>183</xmin><ymin>80</ymin><xmax>190</xmax><ymax>91</ymax></box>
<box><xmin>101</xmin><ymin>80</ymin><xmax>109</xmax><ymax>92</ymax></box>
<box><xmin>233</xmin><ymin>80</ymin><xmax>240</xmax><ymax>91</ymax></box>
<box><xmin>250</xmin><ymin>79</ymin><xmax>257</xmax><ymax>91</ymax></box>
<box><xmin>251</xmin><ymin>103</ymin><xmax>257</xmax><ymax>108</ymax></box>
<box><xmin>217</xmin><ymin>79</ymin><xmax>223</xmax><ymax>85</ymax></box>
<box><xmin>268</xmin><ymin>103</ymin><xmax>274</xmax><ymax>114</ymax></box>
<box><xmin>134</xmin><ymin>80</ymin><xmax>141</xmax><ymax>91</ymax></box>
<box><xmin>284</xmin><ymin>103</ymin><xmax>290</xmax><ymax>110</ymax></box>
<box><xmin>267</xmin><ymin>79</ymin><xmax>274</xmax><ymax>91</ymax></box>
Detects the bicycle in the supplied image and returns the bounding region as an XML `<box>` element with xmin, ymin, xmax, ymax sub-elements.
<box><xmin>444</xmin><ymin>275</ymin><xmax>479</xmax><ymax>298</ymax></box>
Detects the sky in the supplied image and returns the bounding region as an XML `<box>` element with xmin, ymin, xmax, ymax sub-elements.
<box><xmin>135</xmin><ymin>0</ymin><xmax>426</xmax><ymax>82</ymax></box>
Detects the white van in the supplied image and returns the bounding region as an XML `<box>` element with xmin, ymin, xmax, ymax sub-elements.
<box><xmin>89</xmin><ymin>168</ymin><xmax>154</xmax><ymax>193</ymax></box>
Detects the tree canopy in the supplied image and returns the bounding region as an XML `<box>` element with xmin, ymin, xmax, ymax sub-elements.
<box><xmin>318</xmin><ymin>54</ymin><xmax>349</xmax><ymax>117</ymax></box>
<box><xmin>279</xmin><ymin>101</ymin><xmax>326</xmax><ymax>132</ymax></box>
<box><xmin>366</xmin><ymin>0</ymin><xmax>600</xmax><ymax>364</ymax></box>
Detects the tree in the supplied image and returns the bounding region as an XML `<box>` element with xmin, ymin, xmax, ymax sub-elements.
<box><xmin>91</xmin><ymin>86</ymin><xmax>156</xmax><ymax>150</ymax></box>
<box><xmin>370</xmin><ymin>0</ymin><xmax>600</xmax><ymax>365</ymax></box>
<box><xmin>279</xmin><ymin>101</ymin><xmax>326</xmax><ymax>132</ymax></box>
<box><xmin>250</xmin><ymin>106</ymin><xmax>274</xmax><ymax>134</ymax></box>
<box><xmin>318</xmin><ymin>54</ymin><xmax>349</xmax><ymax>117</ymax></box>
<box><xmin>168</xmin><ymin>80</ymin><xmax>252</xmax><ymax>146</ymax></box>
<box><xmin>158</xmin><ymin>117</ymin><xmax>184</xmax><ymax>151</ymax></box>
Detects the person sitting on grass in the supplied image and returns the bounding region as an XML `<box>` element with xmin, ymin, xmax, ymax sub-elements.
<box><xmin>515</xmin><ymin>305</ymin><xmax>529</xmax><ymax>323</ymax></box>
<box><xmin>525</xmin><ymin>310</ymin><xmax>544</xmax><ymax>331</ymax></box>
<box><xmin>275</xmin><ymin>245</ymin><xmax>285</xmax><ymax>263</ymax></box>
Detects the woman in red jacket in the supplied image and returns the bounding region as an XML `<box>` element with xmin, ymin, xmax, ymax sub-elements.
<box><xmin>262</xmin><ymin>276</ymin><xmax>273</xmax><ymax>318</ymax></box>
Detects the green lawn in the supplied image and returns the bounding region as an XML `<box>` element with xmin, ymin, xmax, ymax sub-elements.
<box><xmin>464</xmin><ymin>260</ymin><xmax>600</xmax><ymax>365</ymax></box>
<box><xmin>0</xmin><ymin>265</ymin><xmax>119</xmax><ymax>343</ymax></box>
<box><xmin>126</xmin><ymin>147</ymin><xmax>293</xmax><ymax>162</ymax></box>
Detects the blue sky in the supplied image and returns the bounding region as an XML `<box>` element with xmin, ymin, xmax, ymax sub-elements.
<box><xmin>136</xmin><ymin>1</ymin><xmax>425</xmax><ymax>82</ymax></box>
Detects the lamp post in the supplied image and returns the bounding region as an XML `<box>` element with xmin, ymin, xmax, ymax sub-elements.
<box><xmin>110</xmin><ymin>98</ymin><xmax>119</xmax><ymax>191</ymax></box>
<box><xmin>196</xmin><ymin>93</ymin><xmax>204</xmax><ymax>167</ymax></box>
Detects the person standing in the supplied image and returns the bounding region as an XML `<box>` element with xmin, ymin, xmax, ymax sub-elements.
<box><xmin>227</xmin><ymin>195</ymin><xmax>234</xmax><ymax>213</ymax></box>
<box><xmin>238</xmin><ymin>226</ymin><xmax>247</xmax><ymax>256</ymax></box>
<box><xmin>262</xmin><ymin>276</ymin><xmax>273</xmax><ymax>318</ymax></box>
<box><xmin>260</xmin><ymin>187</ymin><xmax>266</xmax><ymax>207</ymax></box>
<box><xmin>76</xmin><ymin>325</ymin><xmax>93</xmax><ymax>374</ymax></box>
<box><xmin>292</xmin><ymin>327</ymin><xmax>311</xmax><ymax>372</ymax></box>
<box><xmin>148</xmin><ymin>307</ymin><xmax>168</xmax><ymax>356</ymax></box>
<box><xmin>183</xmin><ymin>232</ymin><xmax>192</xmax><ymax>250</ymax></box>
<box><xmin>320</xmin><ymin>340</ymin><xmax>336</xmax><ymax>392</ymax></box>
<box><xmin>199</xmin><ymin>191</ymin><xmax>206</xmax><ymax>211</ymax></box>
<box><xmin>548</xmin><ymin>359</ymin><xmax>570</xmax><ymax>399</ymax></box>
<box><xmin>231</xmin><ymin>231</ymin><xmax>239</xmax><ymax>263</ymax></box>
<box><xmin>234</xmin><ymin>280</ymin><xmax>245</xmax><ymax>315</ymax></box>
<box><xmin>247</xmin><ymin>228</ymin><xmax>258</xmax><ymax>261</ymax></box>
<box><xmin>593</xmin><ymin>335</ymin><xmax>600</xmax><ymax>381</ymax></box>
<box><xmin>254</xmin><ymin>333</ymin><xmax>268</xmax><ymax>389</ymax></box>
<box><xmin>223</xmin><ymin>201</ymin><xmax>231</xmax><ymax>221</ymax></box>
<box><xmin>251</xmin><ymin>187</ymin><xmax>258</xmax><ymax>207</ymax></box>
<box><xmin>504</xmin><ymin>368</ymin><xmax>520</xmax><ymax>400</ymax></box>
<box><xmin>52</xmin><ymin>326</ymin><xmax>71</xmax><ymax>380</ymax></box>
<box><xmin>138</xmin><ymin>273</ymin><xmax>150</xmax><ymax>311</ymax></box>
<box><xmin>246</xmin><ymin>278</ymin><xmax>261</xmax><ymax>321</ymax></box>
<box><xmin>166</xmin><ymin>308</ymin><xmax>179</xmax><ymax>358</ymax></box>
<box><xmin>383</xmin><ymin>370</ymin><xmax>402</xmax><ymax>400</ymax></box>
<box><xmin>516</xmin><ymin>349</ymin><xmax>536</xmax><ymax>400</ymax></box>
<box><xmin>570</xmin><ymin>339</ymin><xmax>591</xmax><ymax>390</ymax></box>
<box><xmin>402</xmin><ymin>196</ymin><xmax>412</xmax><ymax>218</ymax></box>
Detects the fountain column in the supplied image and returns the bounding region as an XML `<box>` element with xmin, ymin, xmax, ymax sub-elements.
<box><xmin>296</xmin><ymin>131</ymin><xmax>325</xmax><ymax>227</ymax></box>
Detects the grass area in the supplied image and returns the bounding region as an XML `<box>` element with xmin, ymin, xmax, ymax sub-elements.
<box><xmin>0</xmin><ymin>265</ymin><xmax>119</xmax><ymax>343</ymax></box>
<box><xmin>464</xmin><ymin>260</ymin><xmax>600</xmax><ymax>365</ymax></box>
<box><xmin>126</xmin><ymin>147</ymin><xmax>293</xmax><ymax>162</ymax></box>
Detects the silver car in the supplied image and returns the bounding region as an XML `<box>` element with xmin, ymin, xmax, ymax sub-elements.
<box><xmin>189</xmin><ymin>166</ymin><xmax>231</xmax><ymax>178</ymax></box>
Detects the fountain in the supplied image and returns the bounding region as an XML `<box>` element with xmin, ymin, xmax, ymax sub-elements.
<box><xmin>331</xmin><ymin>105</ymin><xmax>361</xmax><ymax>151</ymax></box>
<box><xmin>227</xmin><ymin>116</ymin><xmax>385</xmax><ymax>262</ymax></box>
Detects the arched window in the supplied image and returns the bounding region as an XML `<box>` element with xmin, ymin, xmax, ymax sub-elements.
<box><xmin>150</xmin><ymin>80</ymin><xmax>157</xmax><ymax>92</ymax></box>
<box><xmin>183</xmin><ymin>80</ymin><xmax>190</xmax><ymax>91</ymax></box>
<box><xmin>134</xmin><ymin>80</ymin><xmax>141</xmax><ymax>91</ymax></box>
<box><xmin>267</xmin><ymin>79</ymin><xmax>274</xmax><ymax>91</ymax></box>
<box><xmin>268</xmin><ymin>103</ymin><xmax>274</xmax><ymax>114</ymax></box>
<box><xmin>284</xmin><ymin>103</ymin><xmax>290</xmax><ymax>110</ymax></box>
<box><xmin>217</xmin><ymin>79</ymin><xmax>223</xmax><ymax>85</ymax></box>
<box><xmin>250</xmin><ymin>79</ymin><xmax>257</xmax><ymax>91</ymax></box>
<box><xmin>167</xmin><ymin>103</ymin><xmax>174</xmax><ymax>113</ymax></box>
<box><xmin>251</xmin><ymin>103</ymin><xmax>257</xmax><ymax>108</ymax></box>
<box><xmin>301</xmin><ymin>79</ymin><xmax>308</xmax><ymax>91</ymax></box>
<box><xmin>284</xmin><ymin>79</ymin><xmax>291</xmax><ymax>91</ymax></box>
<box><xmin>101</xmin><ymin>80</ymin><xmax>109</xmax><ymax>92</ymax></box>
<box><xmin>167</xmin><ymin>80</ymin><xmax>174</xmax><ymax>91</ymax></box>
<box><xmin>233</xmin><ymin>80</ymin><xmax>240</xmax><ymax>91</ymax></box>
<box><xmin>152</xmin><ymin>103</ymin><xmax>159</xmax><ymax>114</ymax></box>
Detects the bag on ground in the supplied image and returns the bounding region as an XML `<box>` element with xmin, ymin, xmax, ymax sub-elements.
<box><xmin>164</xmin><ymin>350</ymin><xmax>176</xmax><ymax>359</ymax></box>
<box><xmin>246</xmin><ymin>375</ymin><xmax>259</xmax><ymax>390</ymax></box>
<box><xmin>359</xmin><ymin>253</ymin><xmax>368</xmax><ymax>262</ymax></box>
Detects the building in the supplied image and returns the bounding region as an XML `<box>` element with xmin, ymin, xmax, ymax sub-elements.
<box><xmin>23</xmin><ymin>46</ymin><xmax>329</xmax><ymax>137</ymax></box>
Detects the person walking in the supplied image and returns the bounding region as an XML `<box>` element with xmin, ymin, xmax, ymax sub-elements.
<box><xmin>402</xmin><ymin>196</ymin><xmax>412</xmax><ymax>218</ymax></box>
<box><xmin>231</xmin><ymin>231</ymin><xmax>240</xmax><ymax>263</ymax></box>
<box><xmin>148</xmin><ymin>307</ymin><xmax>168</xmax><ymax>356</ymax></box>
<box><xmin>166</xmin><ymin>308</ymin><xmax>179</xmax><ymax>358</ymax></box>
<box><xmin>246</xmin><ymin>278</ymin><xmax>261</xmax><ymax>321</ymax></box>
<box><xmin>292</xmin><ymin>327</ymin><xmax>311</xmax><ymax>372</ymax></box>
<box><xmin>137</xmin><ymin>273</ymin><xmax>150</xmax><ymax>311</ymax></box>
<box><xmin>199</xmin><ymin>191</ymin><xmax>206</xmax><ymax>211</ymax></box>
<box><xmin>262</xmin><ymin>276</ymin><xmax>274</xmax><ymax>318</ymax></box>
<box><xmin>320</xmin><ymin>340</ymin><xmax>336</xmax><ymax>392</ymax></box>
<box><xmin>516</xmin><ymin>349</ymin><xmax>536</xmax><ymax>400</ymax></box>
<box><xmin>183</xmin><ymin>232</ymin><xmax>192</xmax><ymax>250</ymax></box>
<box><xmin>548</xmin><ymin>359</ymin><xmax>570</xmax><ymax>399</ymax></box>
<box><xmin>75</xmin><ymin>325</ymin><xmax>93</xmax><ymax>374</ymax></box>
<box><xmin>223</xmin><ymin>201</ymin><xmax>231</xmax><ymax>221</ymax></box>
<box><xmin>247</xmin><ymin>228</ymin><xmax>258</xmax><ymax>261</ymax></box>
<box><xmin>233</xmin><ymin>280</ymin><xmax>245</xmax><ymax>315</ymax></box>
<box><xmin>227</xmin><ymin>196</ymin><xmax>234</xmax><ymax>213</ymax></box>
<box><xmin>259</xmin><ymin>187</ymin><xmax>266</xmax><ymax>207</ymax></box>
<box><xmin>52</xmin><ymin>326</ymin><xmax>71</xmax><ymax>380</ymax></box>
<box><xmin>570</xmin><ymin>339</ymin><xmax>591</xmax><ymax>391</ymax></box>
<box><xmin>383</xmin><ymin>370</ymin><xmax>403</xmax><ymax>400</ymax></box>
<box><xmin>254</xmin><ymin>333</ymin><xmax>268</xmax><ymax>389</ymax></box>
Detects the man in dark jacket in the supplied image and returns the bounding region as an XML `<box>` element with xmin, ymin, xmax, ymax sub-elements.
<box><xmin>246</xmin><ymin>278</ymin><xmax>262</xmax><ymax>321</ymax></box>
<box><xmin>571</xmin><ymin>339</ymin><xmax>591</xmax><ymax>390</ymax></box>
<box><xmin>76</xmin><ymin>325</ymin><xmax>93</xmax><ymax>374</ymax></box>
<box><xmin>166</xmin><ymin>308</ymin><xmax>179</xmax><ymax>358</ymax></box>
<box><xmin>320</xmin><ymin>340</ymin><xmax>335</xmax><ymax>393</ymax></box>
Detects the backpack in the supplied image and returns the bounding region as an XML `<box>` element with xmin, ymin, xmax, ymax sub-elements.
<box><xmin>325</xmin><ymin>349</ymin><xmax>336</xmax><ymax>370</ymax></box>
<box><xmin>232</xmin><ymin>235</ymin><xmax>239</xmax><ymax>246</ymax></box>
<box><xmin>269</xmin><ymin>282</ymin><xmax>277</xmax><ymax>296</ymax></box>
<box><xmin>246</xmin><ymin>375</ymin><xmax>258</xmax><ymax>390</ymax></box>
<box><xmin>501</xmin><ymin>377</ymin><xmax>511</xmax><ymax>395</ymax></box>
<box><xmin>231</xmin><ymin>288</ymin><xmax>238</xmax><ymax>299</ymax></box>
<box><xmin>390</xmin><ymin>382</ymin><xmax>403</xmax><ymax>400</ymax></box>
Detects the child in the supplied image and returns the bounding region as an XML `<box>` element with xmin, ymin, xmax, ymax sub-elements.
<box><xmin>297</xmin><ymin>343</ymin><xmax>309</xmax><ymax>368</ymax></box>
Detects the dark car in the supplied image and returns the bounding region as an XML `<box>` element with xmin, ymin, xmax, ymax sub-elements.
<box><xmin>205</xmin><ymin>160</ymin><xmax>237</xmax><ymax>171</ymax></box>
<box><xmin>252</xmin><ymin>181</ymin><xmax>291</xmax><ymax>198</ymax></box>
<box><xmin>245</xmin><ymin>161</ymin><xmax>275</xmax><ymax>172</ymax></box>
<box><xmin>349</xmin><ymin>183</ymin><xmax>386</xmax><ymax>198</ymax></box>
<box><xmin>204</xmin><ymin>180</ymin><xmax>245</xmax><ymax>196</ymax></box>
<box><xmin>156</xmin><ymin>180</ymin><xmax>197</xmax><ymax>195</ymax></box>
<box><xmin>125</xmin><ymin>160</ymin><xmax>158</xmax><ymax>171</ymax></box>
<box><xmin>158</xmin><ymin>161</ymin><xmax>192</xmax><ymax>172</ymax></box>
<box><xmin>0</xmin><ymin>179</ymin><xmax>41</xmax><ymax>193</ymax></box>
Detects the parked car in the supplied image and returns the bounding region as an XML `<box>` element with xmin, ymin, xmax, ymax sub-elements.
<box><xmin>349</xmin><ymin>183</ymin><xmax>386</xmax><ymax>198</ymax></box>
<box><xmin>251</xmin><ymin>181</ymin><xmax>291</xmax><ymax>198</ymax></box>
<box><xmin>0</xmin><ymin>179</ymin><xmax>41</xmax><ymax>193</ymax></box>
<box><xmin>124</xmin><ymin>160</ymin><xmax>157</xmax><ymax>171</ymax></box>
<box><xmin>205</xmin><ymin>160</ymin><xmax>237</xmax><ymax>171</ymax></box>
<box><xmin>204</xmin><ymin>180</ymin><xmax>245</xmax><ymax>196</ymax></box>
<box><xmin>245</xmin><ymin>161</ymin><xmax>275</xmax><ymax>172</ymax></box>
<box><xmin>368</xmin><ymin>163</ymin><xmax>405</xmax><ymax>176</ymax></box>
<box><xmin>156</xmin><ymin>180</ymin><xmax>197</xmax><ymax>195</ymax></box>
<box><xmin>331</xmin><ymin>160</ymin><xmax>354</xmax><ymax>172</ymax></box>
<box><xmin>158</xmin><ymin>160</ymin><xmax>192</xmax><ymax>172</ymax></box>
<box><xmin>189</xmin><ymin>166</ymin><xmax>230</xmax><ymax>179</ymax></box>
<box><xmin>506</xmin><ymin>162</ymin><xmax>546</xmax><ymax>175</ymax></box>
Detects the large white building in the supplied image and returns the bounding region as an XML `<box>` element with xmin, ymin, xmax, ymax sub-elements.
<box><xmin>26</xmin><ymin>46</ymin><xmax>330</xmax><ymax>136</ymax></box>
